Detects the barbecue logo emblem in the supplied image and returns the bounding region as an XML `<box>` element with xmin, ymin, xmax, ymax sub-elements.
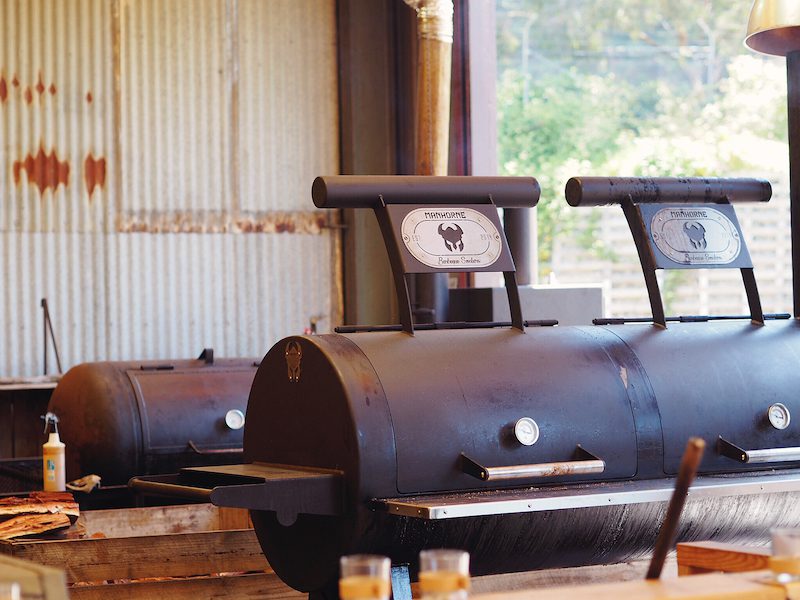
<box><xmin>400</xmin><ymin>207</ymin><xmax>502</xmax><ymax>269</ymax></box>
<box><xmin>650</xmin><ymin>207</ymin><xmax>741</xmax><ymax>265</ymax></box>
<box><xmin>683</xmin><ymin>221</ymin><xmax>707</xmax><ymax>250</ymax></box>
<box><xmin>438</xmin><ymin>223</ymin><xmax>464</xmax><ymax>252</ymax></box>
<box><xmin>285</xmin><ymin>341</ymin><xmax>302</xmax><ymax>383</ymax></box>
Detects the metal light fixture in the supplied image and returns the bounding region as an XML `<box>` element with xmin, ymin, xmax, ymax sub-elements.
<box><xmin>745</xmin><ymin>0</ymin><xmax>800</xmax><ymax>56</ymax></box>
<box><xmin>745</xmin><ymin>0</ymin><xmax>800</xmax><ymax>318</ymax></box>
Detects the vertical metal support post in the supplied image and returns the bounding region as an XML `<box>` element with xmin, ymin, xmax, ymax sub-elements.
<box><xmin>41</xmin><ymin>299</ymin><xmax>63</xmax><ymax>375</ymax></box>
<box><xmin>504</xmin><ymin>208</ymin><xmax>532</xmax><ymax>285</ymax></box>
<box><xmin>374</xmin><ymin>201</ymin><xmax>415</xmax><ymax>335</ymax></box>
<box><xmin>788</xmin><ymin>51</ymin><xmax>800</xmax><ymax>318</ymax></box>
<box><xmin>42</xmin><ymin>299</ymin><xmax>48</xmax><ymax>375</ymax></box>
<box><xmin>620</xmin><ymin>201</ymin><xmax>666</xmax><ymax>328</ymax></box>
<box><xmin>740</xmin><ymin>268</ymin><xmax>765</xmax><ymax>325</ymax></box>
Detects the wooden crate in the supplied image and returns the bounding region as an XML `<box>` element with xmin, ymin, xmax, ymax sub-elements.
<box><xmin>0</xmin><ymin>554</ymin><xmax>67</xmax><ymax>600</ymax></box>
<box><xmin>0</xmin><ymin>503</ymin><xmax>304</xmax><ymax>599</ymax></box>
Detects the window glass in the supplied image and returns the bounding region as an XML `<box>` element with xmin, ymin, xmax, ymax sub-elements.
<box><xmin>497</xmin><ymin>1</ymin><xmax>789</xmax><ymax>317</ymax></box>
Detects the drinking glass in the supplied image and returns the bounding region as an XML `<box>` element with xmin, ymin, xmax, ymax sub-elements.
<box><xmin>771</xmin><ymin>528</ymin><xmax>800</xmax><ymax>583</ymax></box>
<box><xmin>0</xmin><ymin>583</ymin><xmax>20</xmax><ymax>600</ymax></box>
<box><xmin>419</xmin><ymin>549</ymin><xmax>470</xmax><ymax>600</ymax></box>
<box><xmin>339</xmin><ymin>554</ymin><xmax>391</xmax><ymax>600</ymax></box>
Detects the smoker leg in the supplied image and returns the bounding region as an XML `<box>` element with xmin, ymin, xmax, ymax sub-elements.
<box><xmin>309</xmin><ymin>580</ymin><xmax>339</xmax><ymax>600</ymax></box>
<box><xmin>390</xmin><ymin>564</ymin><xmax>412</xmax><ymax>600</ymax></box>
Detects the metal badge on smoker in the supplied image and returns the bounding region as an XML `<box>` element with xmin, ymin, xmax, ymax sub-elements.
<box><xmin>285</xmin><ymin>341</ymin><xmax>302</xmax><ymax>383</ymax></box>
<box><xmin>650</xmin><ymin>206</ymin><xmax>741</xmax><ymax>266</ymax></box>
<box><xmin>400</xmin><ymin>207</ymin><xmax>503</xmax><ymax>269</ymax></box>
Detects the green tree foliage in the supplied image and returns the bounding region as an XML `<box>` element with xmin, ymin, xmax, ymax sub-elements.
<box><xmin>496</xmin><ymin>0</ymin><xmax>786</xmax><ymax>277</ymax></box>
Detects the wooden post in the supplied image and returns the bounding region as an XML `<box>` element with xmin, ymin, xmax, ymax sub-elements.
<box><xmin>410</xmin><ymin>0</ymin><xmax>453</xmax><ymax>176</ymax></box>
<box><xmin>405</xmin><ymin>0</ymin><xmax>454</xmax><ymax>322</ymax></box>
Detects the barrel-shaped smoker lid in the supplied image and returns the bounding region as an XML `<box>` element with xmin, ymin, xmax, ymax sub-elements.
<box><xmin>49</xmin><ymin>357</ymin><xmax>257</xmax><ymax>485</ymax></box>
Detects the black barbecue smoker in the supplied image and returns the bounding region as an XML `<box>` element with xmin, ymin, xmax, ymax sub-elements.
<box><xmin>132</xmin><ymin>175</ymin><xmax>800</xmax><ymax>598</ymax></box>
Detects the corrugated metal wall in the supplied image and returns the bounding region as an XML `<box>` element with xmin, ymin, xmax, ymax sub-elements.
<box><xmin>0</xmin><ymin>0</ymin><xmax>340</xmax><ymax>376</ymax></box>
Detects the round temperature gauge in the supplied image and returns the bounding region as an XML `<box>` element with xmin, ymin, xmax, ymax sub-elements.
<box><xmin>225</xmin><ymin>409</ymin><xmax>246</xmax><ymax>430</ymax></box>
<box><xmin>768</xmin><ymin>403</ymin><xmax>791</xmax><ymax>430</ymax></box>
<box><xmin>514</xmin><ymin>417</ymin><xmax>540</xmax><ymax>446</ymax></box>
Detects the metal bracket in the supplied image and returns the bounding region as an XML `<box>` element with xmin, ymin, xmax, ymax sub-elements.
<box><xmin>198</xmin><ymin>348</ymin><xmax>214</xmax><ymax>364</ymax></box>
<box><xmin>129</xmin><ymin>463</ymin><xmax>344</xmax><ymax>526</ymax></box>
<box><xmin>620</xmin><ymin>200</ymin><xmax>764</xmax><ymax>328</ymax></box>
<box><xmin>565</xmin><ymin>177</ymin><xmax>771</xmax><ymax>328</ymax></box>
<box><xmin>374</xmin><ymin>196</ymin><xmax>524</xmax><ymax>334</ymax></box>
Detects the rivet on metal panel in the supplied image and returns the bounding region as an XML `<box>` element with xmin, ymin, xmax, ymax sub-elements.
<box><xmin>11</xmin><ymin>75</ymin><xmax>18</xmax><ymax>87</ymax></box>
<box><xmin>13</xmin><ymin>145</ymin><xmax>70</xmax><ymax>194</ymax></box>
<box><xmin>0</xmin><ymin>75</ymin><xmax>6</xmax><ymax>103</ymax></box>
<box><xmin>86</xmin><ymin>92</ymin><xmax>92</xmax><ymax>103</ymax></box>
<box><xmin>35</xmin><ymin>72</ymin><xmax>45</xmax><ymax>96</ymax></box>
<box><xmin>84</xmin><ymin>154</ymin><xmax>107</xmax><ymax>196</ymax></box>
<box><xmin>49</xmin><ymin>84</ymin><xmax>56</xmax><ymax>95</ymax></box>
<box><xmin>23</xmin><ymin>87</ymin><xmax>32</xmax><ymax>104</ymax></box>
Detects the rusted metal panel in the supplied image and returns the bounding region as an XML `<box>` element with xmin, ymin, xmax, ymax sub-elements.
<box><xmin>0</xmin><ymin>0</ymin><xmax>341</xmax><ymax>376</ymax></box>
<box><xmin>0</xmin><ymin>0</ymin><xmax>114</xmax><ymax>232</ymax></box>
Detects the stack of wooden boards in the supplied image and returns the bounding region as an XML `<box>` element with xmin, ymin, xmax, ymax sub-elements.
<box><xmin>0</xmin><ymin>503</ymin><xmax>302</xmax><ymax>600</ymax></box>
<box><xmin>0</xmin><ymin>493</ymin><xmax>78</xmax><ymax>541</ymax></box>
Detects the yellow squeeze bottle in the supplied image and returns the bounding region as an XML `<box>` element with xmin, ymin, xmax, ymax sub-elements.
<box><xmin>42</xmin><ymin>413</ymin><xmax>65</xmax><ymax>492</ymax></box>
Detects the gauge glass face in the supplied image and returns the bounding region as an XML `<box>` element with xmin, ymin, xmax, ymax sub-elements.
<box><xmin>225</xmin><ymin>409</ymin><xmax>246</xmax><ymax>430</ymax></box>
<box><xmin>514</xmin><ymin>417</ymin><xmax>540</xmax><ymax>446</ymax></box>
<box><xmin>768</xmin><ymin>403</ymin><xmax>790</xmax><ymax>430</ymax></box>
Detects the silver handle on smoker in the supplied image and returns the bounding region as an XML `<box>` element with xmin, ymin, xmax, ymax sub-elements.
<box><xmin>187</xmin><ymin>440</ymin><xmax>244</xmax><ymax>455</ymax></box>
<box><xmin>461</xmin><ymin>446</ymin><xmax>605</xmax><ymax>482</ymax></box>
<box><xmin>718</xmin><ymin>436</ymin><xmax>800</xmax><ymax>464</ymax></box>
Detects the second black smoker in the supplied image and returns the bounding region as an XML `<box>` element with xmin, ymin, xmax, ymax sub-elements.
<box><xmin>133</xmin><ymin>176</ymin><xmax>800</xmax><ymax>598</ymax></box>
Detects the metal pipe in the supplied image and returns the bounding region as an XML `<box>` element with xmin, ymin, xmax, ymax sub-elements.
<box><xmin>565</xmin><ymin>177</ymin><xmax>772</xmax><ymax>207</ymax></box>
<box><xmin>312</xmin><ymin>175</ymin><xmax>540</xmax><ymax>208</ymax></box>
<box><xmin>481</xmin><ymin>459</ymin><xmax>605</xmax><ymax>481</ymax></box>
<box><xmin>461</xmin><ymin>450</ymin><xmax>605</xmax><ymax>482</ymax></box>
<box><xmin>788</xmin><ymin>51</ymin><xmax>800</xmax><ymax>317</ymax></box>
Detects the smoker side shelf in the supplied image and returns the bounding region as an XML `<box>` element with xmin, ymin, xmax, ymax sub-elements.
<box><xmin>375</xmin><ymin>471</ymin><xmax>800</xmax><ymax>519</ymax></box>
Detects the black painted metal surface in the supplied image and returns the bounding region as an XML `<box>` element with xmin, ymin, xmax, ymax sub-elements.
<box><xmin>312</xmin><ymin>176</ymin><xmax>540</xmax><ymax>209</ymax></box>
<box><xmin>49</xmin><ymin>356</ymin><xmax>258</xmax><ymax>485</ymax></box>
<box><xmin>240</xmin><ymin>319</ymin><xmax>800</xmax><ymax>592</ymax></box>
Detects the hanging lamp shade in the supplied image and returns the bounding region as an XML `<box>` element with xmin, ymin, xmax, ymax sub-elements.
<box><xmin>745</xmin><ymin>0</ymin><xmax>800</xmax><ymax>56</ymax></box>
